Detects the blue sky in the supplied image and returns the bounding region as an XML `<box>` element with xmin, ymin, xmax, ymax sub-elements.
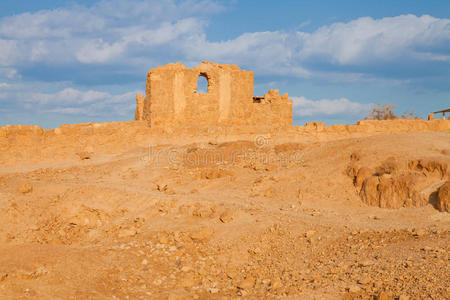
<box><xmin>0</xmin><ymin>0</ymin><xmax>449</xmax><ymax>128</ymax></box>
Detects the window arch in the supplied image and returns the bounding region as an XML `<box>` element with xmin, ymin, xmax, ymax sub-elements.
<box><xmin>196</xmin><ymin>73</ymin><xmax>209</xmax><ymax>94</ymax></box>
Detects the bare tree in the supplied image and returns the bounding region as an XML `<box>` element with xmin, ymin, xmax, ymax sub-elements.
<box><xmin>365</xmin><ymin>103</ymin><xmax>418</xmax><ymax>120</ymax></box>
<box><xmin>366</xmin><ymin>103</ymin><xmax>397</xmax><ymax>120</ymax></box>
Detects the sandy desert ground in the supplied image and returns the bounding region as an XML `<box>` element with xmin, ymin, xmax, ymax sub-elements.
<box><xmin>0</xmin><ymin>129</ymin><xmax>449</xmax><ymax>299</ymax></box>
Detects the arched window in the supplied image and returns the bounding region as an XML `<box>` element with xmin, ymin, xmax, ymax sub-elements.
<box><xmin>196</xmin><ymin>73</ymin><xmax>208</xmax><ymax>94</ymax></box>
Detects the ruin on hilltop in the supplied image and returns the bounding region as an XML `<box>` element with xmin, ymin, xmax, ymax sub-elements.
<box><xmin>134</xmin><ymin>62</ymin><xmax>293</xmax><ymax>128</ymax></box>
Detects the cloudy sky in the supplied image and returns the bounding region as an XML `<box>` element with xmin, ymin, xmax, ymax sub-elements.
<box><xmin>0</xmin><ymin>0</ymin><xmax>449</xmax><ymax>128</ymax></box>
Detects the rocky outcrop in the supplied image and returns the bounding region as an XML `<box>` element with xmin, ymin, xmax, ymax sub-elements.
<box><xmin>357</xmin><ymin>157</ymin><xmax>449</xmax><ymax>210</ymax></box>
<box><xmin>437</xmin><ymin>181</ymin><xmax>450</xmax><ymax>212</ymax></box>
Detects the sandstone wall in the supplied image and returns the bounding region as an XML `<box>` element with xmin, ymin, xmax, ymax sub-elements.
<box><xmin>138</xmin><ymin>62</ymin><xmax>292</xmax><ymax>128</ymax></box>
<box><xmin>291</xmin><ymin>119</ymin><xmax>450</xmax><ymax>140</ymax></box>
<box><xmin>0</xmin><ymin>122</ymin><xmax>152</xmax><ymax>166</ymax></box>
<box><xmin>1</xmin><ymin>119</ymin><xmax>448</xmax><ymax>167</ymax></box>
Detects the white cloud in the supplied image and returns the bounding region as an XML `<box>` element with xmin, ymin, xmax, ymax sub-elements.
<box><xmin>299</xmin><ymin>14</ymin><xmax>450</xmax><ymax>65</ymax></box>
<box><xmin>0</xmin><ymin>0</ymin><xmax>448</xmax><ymax>85</ymax></box>
<box><xmin>1</xmin><ymin>83</ymin><xmax>139</xmax><ymax>117</ymax></box>
<box><xmin>0</xmin><ymin>2</ymin><xmax>448</xmax><ymax>126</ymax></box>
<box><xmin>75</xmin><ymin>18</ymin><xmax>203</xmax><ymax>63</ymax></box>
<box><xmin>23</xmin><ymin>88</ymin><xmax>109</xmax><ymax>105</ymax></box>
<box><xmin>0</xmin><ymin>68</ymin><xmax>19</xmax><ymax>79</ymax></box>
<box><xmin>0</xmin><ymin>39</ymin><xmax>18</xmax><ymax>66</ymax></box>
<box><xmin>76</xmin><ymin>39</ymin><xmax>127</xmax><ymax>64</ymax></box>
<box><xmin>292</xmin><ymin>96</ymin><xmax>374</xmax><ymax>117</ymax></box>
<box><xmin>173</xmin><ymin>14</ymin><xmax>450</xmax><ymax>83</ymax></box>
<box><xmin>0</xmin><ymin>0</ymin><xmax>220</xmax><ymax>68</ymax></box>
<box><xmin>183</xmin><ymin>14</ymin><xmax>450</xmax><ymax>78</ymax></box>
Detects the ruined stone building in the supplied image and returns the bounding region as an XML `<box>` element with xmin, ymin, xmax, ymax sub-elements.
<box><xmin>134</xmin><ymin>62</ymin><xmax>293</xmax><ymax>128</ymax></box>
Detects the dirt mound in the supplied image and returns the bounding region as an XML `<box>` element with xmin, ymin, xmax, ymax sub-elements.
<box><xmin>0</xmin><ymin>131</ymin><xmax>449</xmax><ymax>299</ymax></box>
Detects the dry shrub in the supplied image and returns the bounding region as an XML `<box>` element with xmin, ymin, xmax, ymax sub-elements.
<box><xmin>365</xmin><ymin>103</ymin><xmax>418</xmax><ymax>120</ymax></box>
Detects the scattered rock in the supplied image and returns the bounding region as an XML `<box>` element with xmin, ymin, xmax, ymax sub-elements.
<box><xmin>357</xmin><ymin>277</ymin><xmax>370</xmax><ymax>285</ymax></box>
<box><xmin>347</xmin><ymin>285</ymin><xmax>361</xmax><ymax>293</ymax></box>
<box><xmin>304</xmin><ymin>230</ymin><xmax>316</xmax><ymax>238</ymax></box>
<box><xmin>359</xmin><ymin>260</ymin><xmax>374</xmax><ymax>267</ymax></box>
<box><xmin>238</xmin><ymin>277</ymin><xmax>255</xmax><ymax>290</ymax></box>
<box><xmin>180</xmin><ymin>277</ymin><xmax>195</xmax><ymax>288</ymax></box>
<box><xmin>190</xmin><ymin>227</ymin><xmax>214</xmax><ymax>242</ymax></box>
<box><xmin>76</xmin><ymin>151</ymin><xmax>93</xmax><ymax>160</ymax></box>
<box><xmin>17</xmin><ymin>181</ymin><xmax>33</xmax><ymax>194</ymax></box>
<box><xmin>219</xmin><ymin>210</ymin><xmax>233</xmax><ymax>223</ymax></box>
<box><xmin>200</xmin><ymin>168</ymin><xmax>234</xmax><ymax>179</ymax></box>
<box><xmin>207</xmin><ymin>287</ymin><xmax>220</xmax><ymax>294</ymax></box>
<box><xmin>118</xmin><ymin>228</ymin><xmax>137</xmax><ymax>238</ymax></box>
<box><xmin>167</xmin><ymin>290</ymin><xmax>191</xmax><ymax>300</ymax></box>
<box><xmin>270</xmin><ymin>279</ymin><xmax>281</xmax><ymax>290</ymax></box>
<box><xmin>165</xmin><ymin>188</ymin><xmax>176</xmax><ymax>195</ymax></box>
<box><xmin>181</xmin><ymin>266</ymin><xmax>191</xmax><ymax>272</ymax></box>
<box><xmin>19</xmin><ymin>267</ymin><xmax>48</xmax><ymax>279</ymax></box>
<box><xmin>263</xmin><ymin>187</ymin><xmax>276</xmax><ymax>198</ymax></box>
<box><xmin>377</xmin><ymin>291</ymin><xmax>392</xmax><ymax>300</ymax></box>
<box><xmin>157</xmin><ymin>184</ymin><xmax>168</xmax><ymax>192</ymax></box>
<box><xmin>413</xmin><ymin>229</ymin><xmax>426</xmax><ymax>237</ymax></box>
<box><xmin>350</xmin><ymin>151</ymin><xmax>361</xmax><ymax>162</ymax></box>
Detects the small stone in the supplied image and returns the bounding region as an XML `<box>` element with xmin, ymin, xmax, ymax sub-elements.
<box><xmin>304</xmin><ymin>230</ymin><xmax>316</xmax><ymax>238</ymax></box>
<box><xmin>359</xmin><ymin>260</ymin><xmax>374</xmax><ymax>267</ymax></box>
<box><xmin>219</xmin><ymin>210</ymin><xmax>233</xmax><ymax>223</ymax></box>
<box><xmin>118</xmin><ymin>228</ymin><xmax>137</xmax><ymax>238</ymax></box>
<box><xmin>238</xmin><ymin>277</ymin><xmax>254</xmax><ymax>290</ymax></box>
<box><xmin>348</xmin><ymin>285</ymin><xmax>361</xmax><ymax>293</ymax></box>
<box><xmin>29</xmin><ymin>224</ymin><xmax>40</xmax><ymax>231</ymax></box>
<box><xmin>153</xmin><ymin>279</ymin><xmax>162</xmax><ymax>286</ymax></box>
<box><xmin>167</xmin><ymin>290</ymin><xmax>191</xmax><ymax>300</ymax></box>
<box><xmin>271</xmin><ymin>279</ymin><xmax>281</xmax><ymax>290</ymax></box>
<box><xmin>141</xmin><ymin>259</ymin><xmax>148</xmax><ymax>265</ymax></box>
<box><xmin>190</xmin><ymin>227</ymin><xmax>214</xmax><ymax>242</ymax></box>
<box><xmin>263</xmin><ymin>187</ymin><xmax>275</xmax><ymax>198</ymax></box>
<box><xmin>180</xmin><ymin>277</ymin><xmax>195</xmax><ymax>287</ymax></box>
<box><xmin>181</xmin><ymin>266</ymin><xmax>191</xmax><ymax>272</ymax></box>
<box><xmin>207</xmin><ymin>287</ymin><xmax>220</xmax><ymax>294</ymax></box>
<box><xmin>357</xmin><ymin>277</ymin><xmax>370</xmax><ymax>285</ymax></box>
<box><xmin>156</xmin><ymin>184</ymin><xmax>168</xmax><ymax>192</ymax></box>
<box><xmin>17</xmin><ymin>181</ymin><xmax>33</xmax><ymax>194</ymax></box>
<box><xmin>413</xmin><ymin>229</ymin><xmax>426</xmax><ymax>237</ymax></box>
<box><xmin>76</xmin><ymin>151</ymin><xmax>93</xmax><ymax>160</ymax></box>
<box><xmin>159</xmin><ymin>235</ymin><xmax>169</xmax><ymax>244</ymax></box>
<box><xmin>377</xmin><ymin>291</ymin><xmax>391</xmax><ymax>300</ymax></box>
<box><xmin>165</xmin><ymin>188</ymin><xmax>176</xmax><ymax>195</ymax></box>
